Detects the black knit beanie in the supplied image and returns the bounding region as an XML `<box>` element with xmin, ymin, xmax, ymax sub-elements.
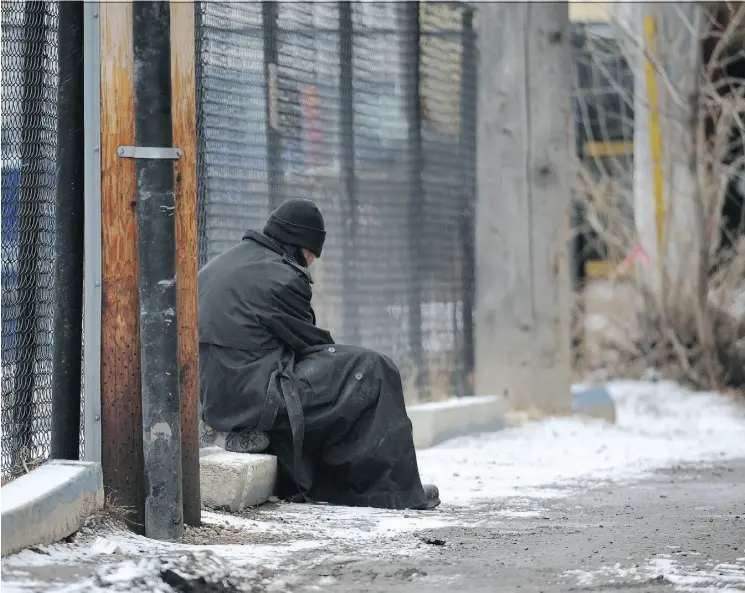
<box><xmin>263</xmin><ymin>199</ymin><xmax>326</xmax><ymax>257</ymax></box>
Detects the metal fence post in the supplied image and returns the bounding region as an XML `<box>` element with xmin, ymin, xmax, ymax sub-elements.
<box><xmin>13</xmin><ymin>0</ymin><xmax>48</xmax><ymax>470</ymax></box>
<box><xmin>82</xmin><ymin>0</ymin><xmax>102</xmax><ymax>465</ymax></box>
<box><xmin>132</xmin><ymin>0</ymin><xmax>184</xmax><ymax>541</ymax></box>
<box><xmin>458</xmin><ymin>7</ymin><xmax>476</xmax><ymax>396</ymax></box>
<box><xmin>51</xmin><ymin>0</ymin><xmax>85</xmax><ymax>461</ymax></box>
<box><xmin>262</xmin><ymin>1</ymin><xmax>282</xmax><ymax>212</ymax></box>
<box><xmin>401</xmin><ymin>2</ymin><xmax>425</xmax><ymax>399</ymax></box>
<box><xmin>339</xmin><ymin>1</ymin><xmax>360</xmax><ymax>344</ymax></box>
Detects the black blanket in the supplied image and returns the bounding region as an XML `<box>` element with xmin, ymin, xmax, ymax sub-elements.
<box><xmin>198</xmin><ymin>231</ymin><xmax>427</xmax><ymax>509</ymax></box>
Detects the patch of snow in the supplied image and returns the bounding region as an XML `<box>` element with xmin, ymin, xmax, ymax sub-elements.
<box><xmin>49</xmin><ymin>554</ymin><xmax>257</xmax><ymax>593</ymax></box>
<box><xmin>417</xmin><ymin>380</ymin><xmax>745</xmax><ymax>505</ymax></box>
<box><xmin>0</xmin><ymin>581</ymin><xmax>54</xmax><ymax>593</ymax></box>
<box><xmin>564</xmin><ymin>555</ymin><xmax>745</xmax><ymax>592</ymax></box>
<box><xmin>649</xmin><ymin>557</ymin><xmax>745</xmax><ymax>590</ymax></box>
<box><xmin>3</xmin><ymin>525</ymin><xmax>317</xmax><ymax>570</ymax></box>
<box><xmin>494</xmin><ymin>510</ymin><xmax>543</xmax><ymax>518</ymax></box>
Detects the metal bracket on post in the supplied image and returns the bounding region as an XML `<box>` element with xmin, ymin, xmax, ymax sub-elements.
<box><xmin>116</xmin><ymin>146</ymin><xmax>182</xmax><ymax>159</ymax></box>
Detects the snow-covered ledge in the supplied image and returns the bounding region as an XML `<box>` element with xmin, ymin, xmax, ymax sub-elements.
<box><xmin>409</xmin><ymin>387</ymin><xmax>615</xmax><ymax>448</ymax></box>
<box><xmin>408</xmin><ymin>394</ymin><xmax>508</xmax><ymax>449</ymax></box>
<box><xmin>1</xmin><ymin>460</ymin><xmax>104</xmax><ymax>557</ymax></box>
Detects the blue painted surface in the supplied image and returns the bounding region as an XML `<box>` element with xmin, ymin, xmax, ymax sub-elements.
<box><xmin>1</xmin><ymin>168</ymin><xmax>20</xmax><ymax>245</ymax></box>
<box><xmin>1</xmin><ymin>168</ymin><xmax>20</xmax><ymax>364</ymax></box>
<box><xmin>572</xmin><ymin>386</ymin><xmax>615</xmax><ymax>410</ymax></box>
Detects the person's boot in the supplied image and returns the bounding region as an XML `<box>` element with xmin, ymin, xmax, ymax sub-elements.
<box><xmin>200</xmin><ymin>420</ymin><xmax>270</xmax><ymax>454</ymax></box>
<box><xmin>414</xmin><ymin>484</ymin><xmax>441</xmax><ymax>510</ymax></box>
<box><xmin>221</xmin><ymin>429</ymin><xmax>270</xmax><ymax>453</ymax></box>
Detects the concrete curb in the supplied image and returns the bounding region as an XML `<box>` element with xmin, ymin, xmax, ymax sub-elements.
<box><xmin>1</xmin><ymin>460</ymin><xmax>104</xmax><ymax>557</ymax></box>
<box><xmin>200</xmin><ymin>451</ymin><xmax>277</xmax><ymax>512</ymax></box>
<box><xmin>408</xmin><ymin>395</ymin><xmax>508</xmax><ymax>449</ymax></box>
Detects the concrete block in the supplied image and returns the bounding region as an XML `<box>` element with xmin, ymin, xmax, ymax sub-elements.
<box><xmin>408</xmin><ymin>395</ymin><xmax>508</xmax><ymax>449</ymax></box>
<box><xmin>572</xmin><ymin>385</ymin><xmax>617</xmax><ymax>424</ymax></box>
<box><xmin>1</xmin><ymin>460</ymin><xmax>104</xmax><ymax>557</ymax></box>
<box><xmin>200</xmin><ymin>451</ymin><xmax>277</xmax><ymax>512</ymax></box>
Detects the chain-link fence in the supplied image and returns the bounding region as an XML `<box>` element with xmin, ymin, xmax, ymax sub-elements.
<box><xmin>196</xmin><ymin>1</ymin><xmax>477</xmax><ymax>402</ymax></box>
<box><xmin>1</xmin><ymin>0</ymin><xmax>61</xmax><ymax>481</ymax></box>
<box><xmin>419</xmin><ymin>3</ymin><xmax>477</xmax><ymax>399</ymax></box>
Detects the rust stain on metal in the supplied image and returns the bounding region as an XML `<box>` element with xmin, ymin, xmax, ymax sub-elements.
<box><xmin>100</xmin><ymin>1</ymin><xmax>145</xmax><ymax>532</ymax></box>
<box><xmin>170</xmin><ymin>0</ymin><xmax>201</xmax><ymax>527</ymax></box>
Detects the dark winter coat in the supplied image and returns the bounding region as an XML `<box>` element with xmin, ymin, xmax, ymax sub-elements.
<box><xmin>198</xmin><ymin>231</ymin><xmax>428</xmax><ymax>509</ymax></box>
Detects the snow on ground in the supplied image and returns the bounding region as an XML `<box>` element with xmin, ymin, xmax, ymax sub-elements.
<box><xmin>3</xmin><ymin>380</ymin><xmax>745</xmax><ymax>592</ymax></box>
<box><xmin>419</xmin><ymin>380</ymin><xmax>745</xmax><ymax>504</ymax></box>
<box><xmin>563</xmin><ymin>555</ymin><xmax>745</xmax><ymax>592</ymax></box>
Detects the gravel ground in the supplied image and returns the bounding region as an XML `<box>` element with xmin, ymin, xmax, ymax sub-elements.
<box><xmin>3</xmin><ymin>460</ymin><xmax>744</xmax><ymax>593</ymax></box>
<box><xmin>264</xmin><ymin>460</ymin><xmax>745</xmax><ymax>593</ymax></box>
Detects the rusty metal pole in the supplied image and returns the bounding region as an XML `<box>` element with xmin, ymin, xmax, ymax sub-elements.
<box><xmin>132</xmin><ymin>0</ymin><xmax>184</xmax><ymax>541</ymax></box>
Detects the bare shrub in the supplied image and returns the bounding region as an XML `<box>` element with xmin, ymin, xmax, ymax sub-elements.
<box><xmin>572</xmin><ymin>4</ymin><xmax>745</xmax><ymax>392</ymax></box>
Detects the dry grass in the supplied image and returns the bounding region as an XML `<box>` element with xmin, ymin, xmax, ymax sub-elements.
<box><xmin>83</xmin><ymin>489</ymin><xmax>138</xmax><ymax>533</ymax></box>
<box><xmin>574</xmin><ymin>275</ymin><xmax>745</xmax><ymax>392</ymax></box>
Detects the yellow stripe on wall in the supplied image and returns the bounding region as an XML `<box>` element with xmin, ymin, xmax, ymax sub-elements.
<box><xmin>643</xmin><ymin>14</ymin><xmax>666</xmax><ymax>273</ymax></box>
<box><xmin>583</xmin><ymin>141</ymin><xmax>633</xmax><ymax>158</ymax></box>
<box><xmin>584</xmin><ymin>260</ymin><xmax>615</xmax><ymax>278</ymax></box>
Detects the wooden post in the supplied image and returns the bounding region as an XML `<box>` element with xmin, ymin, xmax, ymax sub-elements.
<box><xmin>475</xmin><ymin>3</ymin><xmax>573</xmax><ymax>417</ymax></box>
<box><xmin>170</xmin><ymin>0</ymin><xmax>201</xmax><ymax>527</ymax></box>
<box><xmin>100</xmin><ymin>1</ymin><xmax>145</xmax><ymax>530</ymax></box>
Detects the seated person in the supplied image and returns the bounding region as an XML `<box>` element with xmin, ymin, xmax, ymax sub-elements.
<box><xmin>198</xmin><ymin>198</ymin><xmax>440</xmax><ymax>510</ymax></box>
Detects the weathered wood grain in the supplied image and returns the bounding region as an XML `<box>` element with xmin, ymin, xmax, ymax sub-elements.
<box><xmin>475</xmin><ymin>3</ymin><xmax>572</xmax><ymax>416</ymax></box>
<box><xmin>100</xmin><ymin>0</ymin><xmax>145</xmax><ymax>530</ymax></box>
<box><xmin>170</xmin><ymin>0</ymin><xmax>201</xmax><ymax>527</ymax></box>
